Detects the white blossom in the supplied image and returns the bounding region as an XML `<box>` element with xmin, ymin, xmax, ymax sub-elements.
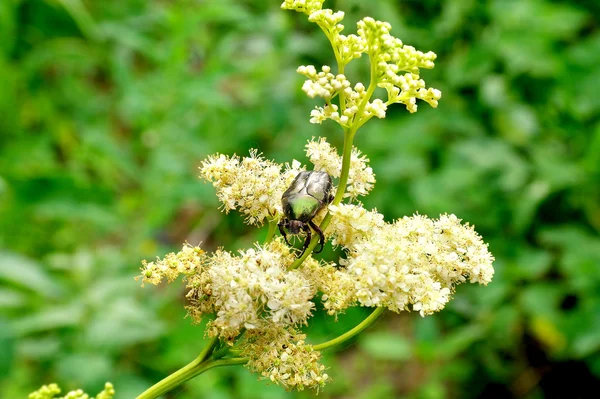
<box><xmin>305</xmin><ymin>137</ymin><xmax>376</xmax><ymax>200</ymax></box>
<box><xmin>327</xmin><ymin>205</ymin><xmax>495</xmax><ymax>316</ymax></box>
<box><xmin>199</xmin><ymin>150</ymin><xmax>303</xmax><ymax>225</ymax></box>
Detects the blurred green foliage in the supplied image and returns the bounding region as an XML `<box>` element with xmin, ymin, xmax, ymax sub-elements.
<box><xmin>1</xmin><ymin>0</ymin><xmax>599</xmax><ymax>398</ymax></box>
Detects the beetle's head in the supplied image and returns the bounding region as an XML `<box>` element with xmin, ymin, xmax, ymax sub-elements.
<box><xmin>287</xmin><ymin>220</ymin><xmax>304</xmax><ymax>235</ymax></box>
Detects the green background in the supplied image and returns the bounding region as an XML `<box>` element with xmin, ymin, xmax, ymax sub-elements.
<box><xmin>1</xmin><ymin>0</ymin><xmax>599</xmax><ymax>398</ymax></box>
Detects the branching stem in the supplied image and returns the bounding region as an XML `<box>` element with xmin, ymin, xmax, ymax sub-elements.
<box><xmin>135</xmin><ymin>337</ymin><xmax>221</xmax><ymax>399</ymax></box>
<box><xmin>314</xmin><ymin>307</ymin><xmax>385</xmax><ymax>351</ymax></box>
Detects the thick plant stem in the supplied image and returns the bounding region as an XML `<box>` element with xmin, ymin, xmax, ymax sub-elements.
<box><xmin>313</xmin><ymin>307</ymin><xmax>386</xmax><ymax>351</ymax></box>
<box><xmin>136</xmin><ymin>337</ymin><xmax>220</xmax><ymax>399</ymax></box>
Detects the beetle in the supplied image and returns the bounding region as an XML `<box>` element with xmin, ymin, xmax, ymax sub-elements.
<box><xmin>278</xmin><ymin>171</ymin><xmax>334</xmax><ymax>257</ymax></box>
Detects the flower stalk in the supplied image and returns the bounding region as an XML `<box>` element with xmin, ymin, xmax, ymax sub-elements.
<box><xmin>314</xmin><ymin>307</ymin><xmax>385</xmax><ymax>351</ymax></box>
<box><xmin>135</xmin><ymin>337</ymin><xmax>221</xmax><ymax>399</ymax></box>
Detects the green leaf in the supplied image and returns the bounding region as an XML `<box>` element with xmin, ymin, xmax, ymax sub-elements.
<box><xmin>0</xmin><ymin>252</ymin><xmax>62</xmax><ymax>298</ymax></box>
<box><xmin>0</xmin><ymin>318</ymin><xmax>15</xmax><ymax>376</ymax></box>
<box><xmin>11</xmin><ymin>303</ymin><xmax>85</xmax><ymax>335</ymax></box>
<box><xmin>359</xmin><ymin>331</ymin><xmax>413</xmax><ymax>361</ymax></box>
<box><xmin>437</xmin><ymin>324</ymin><xmax>485</xmax><ymax>359</ymax></box>
<box><xmin>519</xmin><ymin>283</ymin><xmax>563</xmax><ymax>317</ymax></box>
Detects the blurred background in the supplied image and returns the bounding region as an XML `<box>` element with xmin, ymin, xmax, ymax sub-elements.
<box><xmin>1</xmin><ymin>0</ymin><xmax>599</xmax><ymax>398</ymax></box>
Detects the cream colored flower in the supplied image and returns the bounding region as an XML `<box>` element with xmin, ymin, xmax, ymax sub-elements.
<box><xmin>141</xmin><ymin>240</ymin><xmax>320</xmax><ymax>341</ymax></box>
<box><xmin>138</xmin><ymin>243</ymin><xmax>206</xmax><ymax>286</ymax></box>
<box><xmin>305</xmin><ymin>137</ymin><xmax>375</xmax><ymax>200</ymax></box>
<box><xmin>280</xmin><ymin>0</ymin><xmax>325</xmax><ymax>15</ymax></box>
<box><xmin>297</xmin><ymin>65</ymin><xmax>351</xmax><ymax>100</ymax></box>
<box><xmin>327</xmin><ymin>204</ymin><xmax>385</xmax><ymax>247</ymax></box>
<box><xmin>199</xmin><ymin>150</ymin><xmax>303</xmax><ymax>225</ymax></box>
<box><xmin>327</xmin><ymin>205</ymin><xmax>495</xmax><ymax>316</ymax></box>
<box><xmin>242</xmin><ymin>327</ymin><xmax>329</xmax><ymax>391</ymax></box>
<box><xmin>289</xmin><ymin>5</ymin><xmax>441</xmax><ymax>123</ymax></box>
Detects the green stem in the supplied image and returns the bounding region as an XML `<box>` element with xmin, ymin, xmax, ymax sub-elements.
<box><xmin>136</xmin><ymin>337</ymin><xmax>220</xmax><ymax>399</ymax></box>
<box><xmin>289</xmin><ymin>53</ymin><xmax>379</xmax><ymax>270</ymax></box>
<box><xmin>264</xmin><ymin>221</ymin><xmax>277</xmax><ymax>244</ymax></box>
<box><xmin>337</xmin><ymin>64</ymin><xmax>347</xmax><ymax>113</ymax></box>
<box><xmin>223</xmin><ymin>308</ymin><xmax>386</xmax><ymax>357</ymax></box>
<box><xmin>196</xmin><ymin>357</ymin><xmax>249</xmax><ymax>373</ymax></box>
<box><xmin>313</xmin><ymin>307</ymin><xmax>386</xmax><ymax>351</ymax></box>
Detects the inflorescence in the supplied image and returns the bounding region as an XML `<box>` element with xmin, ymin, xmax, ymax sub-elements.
<box><xmin>140</xmin><ymin>135</ymin><xmax>494</xmax><ymax>390</ymax></box>
<box><xmin>135</xmin><ymin>0</ymin><xmax>491</xmax><ymax>392</ymax></box>
<box><xmin>287</xmin><ymin>0</ymin><xmax>441</xmax><ymax>128</ymax></box>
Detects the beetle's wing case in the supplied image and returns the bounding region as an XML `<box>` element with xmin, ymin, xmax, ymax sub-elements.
<box><xmin>305</xmin><ymin>171</ymin><xmax>333</xmax><ymax>202</ymax></box>
<box><xmin>282</xmin><ymin>171</ymin><xmax>311</xmax><ymax>199</ymax></box>
<box><xmin>281</xmin><ymin>171</ymin><xmax>332</xmax><ymax>222</ymax></box>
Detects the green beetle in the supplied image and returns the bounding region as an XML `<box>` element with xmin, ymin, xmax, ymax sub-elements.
<box><xmin>278</xmin><ymin>171</ymin><xmax>334</xmax><ymax>257</ymax></box>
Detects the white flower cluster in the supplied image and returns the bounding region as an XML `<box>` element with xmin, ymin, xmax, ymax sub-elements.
<box><xmin>357</xmin><ymin>17</ymin><xmax>441</xmax><ymax>113</ymax></box>
<box><xmin>140</xmin><ymin>241</ymin><xmax>330</xmax><ymax>389</ymax></box>
<box><xmin>326</xmin><ymin>206</ymin><xmax>495</xmax><ymax>316</ymax></box>
<box><xmin>305</xmin><ymin>137</ymin><xmax>375</xmax><ymax>200</ymax></box>
<box><xmin>280</xmin><ymin>0</ymin><xmax>325</xmax><ymax>15</ymax></box>
<box><xmin>198</xmin><ymin>138</ymin><xmax>373</xmax><ymax>223</ymax></box>
<box><xmin>301</xmin><ymin>71</ymin><xmax>389</xmax><ymax>125</ymax></box>
<box><xmin>140</xmin><ymin>207</ymin><xmax>494</xmax><ymax>388</ymax></box>
<box><xmin>297</xmin><ymin>65</ymin><xmax>350</xmax><ymax>100</ymax></box>
<box><xmin>243</xmin><ymin>327</ymin><xmax>329</xmax><ymax>391</ymax></box>
<box><xmin>205</xmin><ymin>242</ymin><xmax>317</xmax><ymax>340</ymax></box>
<box><xmin>308</xmin><ymin>8</ymin><xmax>345</xmax><ymax>36</ymax></box>
<box><xmin>140</xmin><ymin>241</ymin><xmax>320</xmax><ymax>341</ymax></box>
<box><xmin>199</xmin><ymin>150</ymin><xmax>303</xmax><ymax>225</ymax></box>
<box><xmin>286</xmin><ymin>2</ymin><xmax>441</xmax><ymax>122</ymax></box>
<box><xmin>327</xmin><ymin>204</ymin><xmax>384</xmax><ymax>246</ymax></box>
<box><xmin>139</xmin><ymin>243</ymin><xmax>205</xmax><ymax>285</ymax></box>
<box><xmin>336</xmin><ymin>33</ymin><xmax>365</xmax><ymax>64</ymax></box>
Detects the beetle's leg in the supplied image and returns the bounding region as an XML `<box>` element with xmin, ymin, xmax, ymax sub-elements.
<box><xmin>278</xmin><ymin>221</ymin><xmax>292</xmax><ymax>246</ymax></box>
<box><xmin>309</xmin><ymin>220</ymin><xmax>325</xmax><ymax>253</ymax></box>
<box><xmin>298</xmin><ymin>223</ymin><xmax>312</xmax><ymax>257</ymax></box>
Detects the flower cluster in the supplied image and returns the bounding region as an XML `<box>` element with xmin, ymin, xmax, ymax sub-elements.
<box><xmin>29</xmin><ymin>383</ymin><xmax>115</xmax><ymax>399</ymax></box>
<box><xmin>199</xmin><ymin>150</ymin><xmax>303</xmax><ymax>225</ymax></box>
<box><xmin>326</xmin><ymin>206</ymin><xmax>495</xmax><ymax>316</ymax></box>
<box><xmin>305</xmin><ymin>80</ymin><xmax>388</xmax><ymax>127</ymax></box>
<box><xmin>140</xmin><ymin>240</ymin><xmax>320</xmax><ymax>342</ymax></box>
<box><xmin>326</xmin><ymin>204</ymin><xmax>384</xmax><ymax>247</ymax></box>
<box><xmin>297</xmin><ymin>65</ymin><xmax>350</xmax><ymax>100</ymax></box>
<box><xmin>140</xmin><ymin>239</ymin><xmax>333</xmax><ymax>388</ymax></box>
<box><xmin>242</xmin><ymin>327</ymin><xmax>329</xmax><ymax>391</ymax></box>
<box><xmin>305</xmin><ymin>137</ymin><xmax>375</xmax><ymax>200</ymax></box>
<box><xmin>199</xmin><ymin>137</ymin><xmax>375</xmax><ymax>223</ymax></box>
<box><xmin>280</xmin><ymin>0</ymin><xmax>325</xmax><ymax>15</ymax></box>
<box><xmin>284</xmin><ymin>0</ymin><xmax>441</xmax><ymax>125</ymax></box>
<box><xmin>139</xmin><ymin>243</ymin><xmax>205</xmax><ymax>285</ymax></box>
<box><xmin>139</xmin><ymin>207</ymin><xmax>493</xmax><ymax>387</ymax></box>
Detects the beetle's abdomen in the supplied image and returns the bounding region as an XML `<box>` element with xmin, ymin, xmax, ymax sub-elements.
<box><xmin>283</xmin><ymin>193</ymin><xmax>321</xmax><ymax>222</ymax></box>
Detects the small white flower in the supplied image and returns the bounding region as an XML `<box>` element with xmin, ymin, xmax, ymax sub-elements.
<box><xmin>199</xmin><ymin>150</ymin><xmax>304</xmax><ymax>225</ymax></box>
<box><xmin>305</xmin><ymin>137</ymin><xmax>376</xmax><ymax>200</ymax></box>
